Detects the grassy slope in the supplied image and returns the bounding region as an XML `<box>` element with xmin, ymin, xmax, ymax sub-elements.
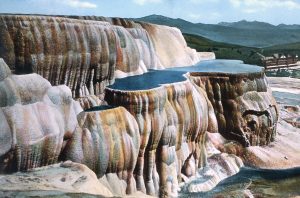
<box><xmin>183</xmin><ymin>33</ymin><xmax>263</xmax><ymax>66</ymax></box>
<box><xmin>263</xmin><ymin>42</ymin><xmax>300</xmax><ymax>56</ymax></box>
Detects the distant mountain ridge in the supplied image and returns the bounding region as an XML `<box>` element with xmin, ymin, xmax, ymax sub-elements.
<box><xmin>134</xmin><ymin>15</ymin><xmax>300</xmax><ymax>48</ymax></box>
<box><xmin>218</xmin><ymin>20</ymin><xmax>276</xmax><ymax>30</ymax></box>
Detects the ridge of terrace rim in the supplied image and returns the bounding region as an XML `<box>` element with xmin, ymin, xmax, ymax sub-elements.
<box><xmin>189</xmin><ymin>70</ymin><xmax>265</xmax><ymax>78</ymax></box>
<box><xmin>0</xmin><ymin>14</ymin><xmax>112</xmax><ymax>25</ymax></box>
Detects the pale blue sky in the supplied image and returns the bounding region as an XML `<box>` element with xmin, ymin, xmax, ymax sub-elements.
<box><xmin>1</xmin><ymin>0</ymin><xmax>300</xmax><ymax>25</ymax></box>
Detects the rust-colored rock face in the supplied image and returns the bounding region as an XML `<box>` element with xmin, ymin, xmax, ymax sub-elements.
<box><xmin>0</xmin><ymin>15</ymin><xmax>140</xmax><ymax>97</ymax></box>
<box><xmin>190</xmin><ymin>72</ymin><xmax>279</xmax><ymax>147</ymax></box>
<box><xmin>0</xmin><ymin>15</ymin><xmax>205</xmax><ymax>98</ymax></box>
<box><xmin>105</xmin><ymin>79</ymin><xmax>218</xmax><ymax>196</ymax></box>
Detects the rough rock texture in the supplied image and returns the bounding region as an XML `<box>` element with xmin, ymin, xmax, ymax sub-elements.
<box><xmin>190</xmin><ymin>72</ymin><xmax>279</xmax><ymax>147</ymax></box>
<box><xmin>0</xmin><ymin>57</ymin><xmax>283</xmax><ymax>197</ymax></box>
<box><xmin>0</xmin><ymin>58</ymin><xmax>81</xmax><ymax>173</ymax></box>
<box><xmin>76</xmin><ymin>94</ymin><xmax>103</xmax><ymax>110</ymax></box>
<box><xmin>61</xmin><ymin>106</ymin><xmax>140</xmax><ymax>195</ymax></box>
<box><xmin>0</xmin><ymin>15</ymin><xmax>208</xmax><ymax>97</ymax></box>
<box><xmin>209</xmin><ymin>76</ymin><xmax>300</xmax><ymax>169</ymax></box>
<box><xmin>105</xmin><ymin>79</ymin><xmax>218</xmax><ymax>197</ymax></box>
<box><xmin>182</xmin><ymin>153</ymin><xmax>243</xmax><ymax>193</ymax></box>
<box><xmin>0</xmin><ymin>14</ymin><xmax>286</xmax><ymax>196</ymax></box>
<box><xmin>67</xmin><ymin>16</ymin><xmax>207</xmax><ymax>68</ymax></box>
<box><xmin>209</xmin><ymin>120</ymin><xmax>300</xmax><ymax>169</ymax></box>
<box><xmin>0</xmin><ymin>161</ymin><xmax>113</xmax><ymax>197</ymax></box>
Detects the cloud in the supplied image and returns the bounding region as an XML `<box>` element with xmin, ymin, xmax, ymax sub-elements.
<box><xmin>229</xmin><ymin>0</ymin><xmax>241</xmax><ymax>7</ymax></box>
<box><xmin>229</xmin><ymin>0</ymin><xmax>300</xmax><ymax>13</ymax></box>
<box><xmin>188</xmin><ymin>13</ymin><xmax>202</xmax><ymax>20</ymax></box>
<box><xmin>62</xmin><ymin>0</ymin><xmax>97</xmax><ymax>8</ymax></box>
<box><xmin>189</xmin><ymin>0</ymin><xmax>219</xmax><ymax>4</ymax></box>
<box><xmin>188</xmin><ymin>12</ymin><xmax>221</xmax><ymax>22</ymax></box>
<box><xmin>133</xmin><ymin>0</ymin><xmax>162</xmax><ymax>5</ymax></box>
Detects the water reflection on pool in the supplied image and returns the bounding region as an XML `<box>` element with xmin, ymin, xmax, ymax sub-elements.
<box><xmin>108</xmin><ymin>59</ymin><xmax>264</xmax><ymax>91</ymax></box>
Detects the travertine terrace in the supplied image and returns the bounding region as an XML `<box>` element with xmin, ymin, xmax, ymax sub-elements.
<box><xmin>0</xmin><ymin>14</ymin><xmax>282</xmax><ymax>198</ymax></box>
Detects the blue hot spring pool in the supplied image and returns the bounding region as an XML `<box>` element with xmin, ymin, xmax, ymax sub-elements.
<box><xmin>108</xmin><ymin>59</ymin><xmax>264</xmax><ymax>91</ymax></box>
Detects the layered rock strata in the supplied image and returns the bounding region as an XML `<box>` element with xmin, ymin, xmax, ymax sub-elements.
<box><xmin>209</xmin><ymin>77</ymin><xmax>300</xmax><ymax>169</ymax></box>
<box><xmin>0</xmin><ymin>56</ymin><xmax>281</xmax><ymax>197</ymax></box>
<box><xmin>0</xmin><ymin>15</ymin><xmax>207</xmax><ymax>97</ymax></box>
<box><xmin>0</xmin><ymin>12</ymin><xmax>284</xmax><ymax>198</ymax></box>
<box><xmin>65</xmin><ymin>16</ymin><xmax>209</xmax><ymax>68</ymax></box>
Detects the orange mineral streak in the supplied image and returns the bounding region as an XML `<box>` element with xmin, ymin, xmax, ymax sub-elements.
<box><xmin>105</xmin><ymin>80</ymin><xmax>218</xmax><ymax>196</ymax></box>
<box><xmin>0</xmin><ymin>15</ymin><xmax>204</xmax><ymax>98</ymax></box>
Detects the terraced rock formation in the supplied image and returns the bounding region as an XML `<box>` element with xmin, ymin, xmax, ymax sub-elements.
<box><xmin>0</xmin><ymin>14</ymin><xmax>282</xmax><ymax>198</ymax></box>
<box><xmin>105</xmin><ymin>76</ymin><xmax>218</xmax><ymax>196</ymax></box>
<box><xmin>0</xmin><ymin>15</ymin><xmax>211</xmax><ymax>97</ymax></box>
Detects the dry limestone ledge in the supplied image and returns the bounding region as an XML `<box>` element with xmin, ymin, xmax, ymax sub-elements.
<box><xmin>0</xmin><ymin>161</ymin><xmax>113</xmax><ymax>197</ymax></box>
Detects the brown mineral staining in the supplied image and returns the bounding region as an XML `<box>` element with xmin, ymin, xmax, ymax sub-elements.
<box><xmin>0</xmin><ymin>15</ymin><xmax>203</xmax><ymax>98</ymax></box>
<box><xmin>0</xmin><ymin>14</ymin><xmax>286</xmax><ymax>197</ymax></box>
<box><xmin>190</xmin><ymin>72</ymin><xmax>279</xmax><ymax>147</ymax></box>
<box><xmin>105</xmin><ymin>80</ymin><xmax>218</xmax><ymax>196</ymax></box>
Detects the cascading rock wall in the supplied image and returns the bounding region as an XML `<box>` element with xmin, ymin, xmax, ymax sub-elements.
<box><xmin>105</xmin><ymin>79</ymin><xmax>218</xmax><ymax>197</ymax></box>
<box><xmin>0</xmin><ymin>15</ymin><xmax>206</xmax><ymax>97</ymax></box>
<box><xmin>60</xmin><ymin>107</ymin><xmax>140</xmax><ymax>195</ymax></box>
<box><xmin>0</xmin><ymin>14</ymin><xmax>280</xmax><ymax>198</ymax></box>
